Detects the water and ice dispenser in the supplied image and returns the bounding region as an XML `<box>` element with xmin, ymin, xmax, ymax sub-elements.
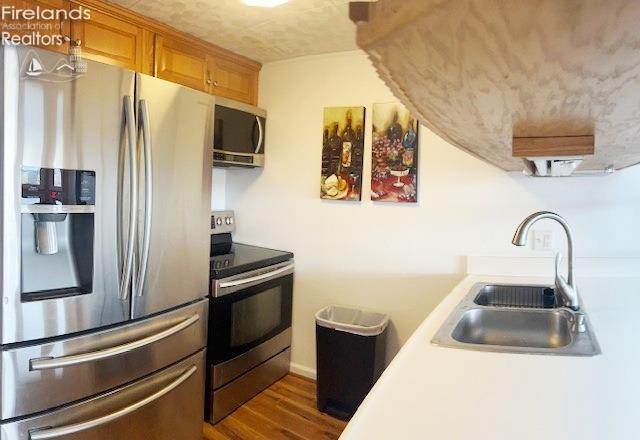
<box><xmin>21</xmin><ymin>167</ymin><xmax>95</xmax><ymax>301</ymax></box>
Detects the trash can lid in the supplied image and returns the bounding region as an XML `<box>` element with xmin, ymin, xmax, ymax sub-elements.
<box><xmin>315</xmin><ymin>305</ymin><xmax>389</xmax><ymax>336</ymax></box>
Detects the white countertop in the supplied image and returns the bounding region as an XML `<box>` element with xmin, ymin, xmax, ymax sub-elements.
<box><xmin>340</xmin><ymin>274</ymin><xmax>640</xmax><ymax>440</ymax></box>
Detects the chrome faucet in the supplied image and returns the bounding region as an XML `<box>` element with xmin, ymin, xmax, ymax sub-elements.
<box><xmin>512</xmin><ymin>211</ymin><xmax>580</xmax><ymax>310</ymax></box>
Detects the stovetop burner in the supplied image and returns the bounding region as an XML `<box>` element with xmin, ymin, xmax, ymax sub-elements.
<box><xmin>210</xmin><ymin>211</ymin><xmax>293</xmax><ymax>279</ymax></box>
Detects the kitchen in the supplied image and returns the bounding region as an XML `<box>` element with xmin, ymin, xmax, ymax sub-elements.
<box><xmin>1</xmin><ymin>0</ymin><xmax>640</xmax><ymax>439</ymax></box>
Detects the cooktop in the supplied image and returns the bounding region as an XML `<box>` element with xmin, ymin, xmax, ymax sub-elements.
<box><xmin>210</xmin><ymin>243</ymin><xmax>294</xmax><ymax>279</ymax></box>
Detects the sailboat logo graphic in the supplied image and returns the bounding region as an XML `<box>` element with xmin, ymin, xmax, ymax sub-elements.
<box><xmin>20</xmin><ymin>50</ymin><xmax>87</xmax><ymax>82</ymax></box>
<box><xmin>25</xmin><ymin>58</ymin><xmax>44</xmax><ymax>77</ymax></box>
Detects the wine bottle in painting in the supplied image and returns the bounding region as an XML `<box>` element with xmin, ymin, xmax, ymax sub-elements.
<box><xmin>352</xmin><ymin>123</ymin><xmax>364</xmax><ymax>175</ymax></box>
<box><xmin>328</xmin><ymin>122</ymin><xmax>343</xmax><ymax>176</ymax></box>
<box><xmin>341</xmin><ymin>110</ymin><xmax>355</xmax><ymax>175</ymax></box>
<box><xmin>402</xmin><ymin>118</ymin><xmax>417</xmax><ymax>173</ymax></box>
<box><xmin>321</xmin><ymin>127</ymin><xmax>330</xmax><ymax>176</ymax></box>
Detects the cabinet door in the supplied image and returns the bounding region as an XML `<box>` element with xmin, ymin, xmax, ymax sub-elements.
<box><xmin>70</xmin><ymin>2</ymin><xmax>152</xmax><ymax>73</ymax></box>
<box><xmin>208</xmin><ymin>54</ymin><xmax>259</xmax><ymax>104</ymax></box>
<box><xmin>1</xmin><ymin>0</ymin><xmax>70</xmax><ymax>54</ymax></box>
<box><xmin>154</xmin><ymin>35</ymin><xmax>209</xmax><ymax>92</ymax></box>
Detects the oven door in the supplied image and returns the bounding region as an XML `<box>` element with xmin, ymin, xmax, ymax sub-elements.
<box><xmin>210</xmin><ymin>261</ymin><xmax>293</xmax><ymax>387</ymax></box>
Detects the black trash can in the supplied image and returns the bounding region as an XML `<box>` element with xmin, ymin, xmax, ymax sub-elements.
<box><xmin>315</xmin><ymin>305</ymin><xmax>389</xmax><ymax>420</ymax></box>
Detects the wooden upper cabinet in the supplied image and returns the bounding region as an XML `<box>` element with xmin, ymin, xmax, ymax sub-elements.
<box><xmin>154</xmin><ymin>35</ymin><xmax>210</xmax><ymax>92</ymax></box>
<box><xmin>3</xmin><ymin>0</ymin><xmax>261</xmax><ymax>104</ymax></box>
<box><xmin>2</xmin><ymin>0</ymin><xmax>71</xmax><ymax>54</ymax></box>
<box><xmin>208</xmin><ymin>55</ymin><xmax>259</xmax><ymax>105</ymax></box>
<box><xmin>69</xmin><ymin>2</ymin><xmax>153</xmax><ymax>74</ymax></box>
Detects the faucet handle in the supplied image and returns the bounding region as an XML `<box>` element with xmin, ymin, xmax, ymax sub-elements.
<box><xmin>574</xmin><ymin>312</ymin><xmax>587</xmax><ymax>333</ymax></box>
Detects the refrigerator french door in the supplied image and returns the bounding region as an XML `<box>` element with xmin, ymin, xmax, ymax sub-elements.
<box><xmin>1</xmin><ymin>46</ymin><xmax>135</xmax><ymax>344</ymax></box>
<box><xmin>132</xmin><ymin>74</ymin><xmax>213</xmax><ymax>319</ymax></box>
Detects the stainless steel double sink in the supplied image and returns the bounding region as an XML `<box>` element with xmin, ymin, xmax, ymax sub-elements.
<box><xmin>431</xmin><ymin>284</ymin><xmax>600</xmax><ymax>356</ymax></box>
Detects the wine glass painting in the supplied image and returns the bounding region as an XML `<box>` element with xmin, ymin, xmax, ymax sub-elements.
<box><xmin>320</xmin><ymin>106</ymin><xmax>366</xmax><ymax>201</ymax></box>
<box><xmin>371</xmin><ymin>102</ymin><xmax>419</xmax><ymax>203</ymax></box>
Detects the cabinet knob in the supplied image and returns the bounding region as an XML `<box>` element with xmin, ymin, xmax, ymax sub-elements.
<box><xmin>206</xmin><ymin>79</ymin><xmax>212</xmax><ymax>85</ymax></box>
<box><xmin>63</xmin><ymin>36</ymin><xmax>81</xmax><ymax>46</ymax></box>
<box><xmin>213</xmin><ymin>80</ymin><xmax>219</xmax><ymax>87</ymax></box>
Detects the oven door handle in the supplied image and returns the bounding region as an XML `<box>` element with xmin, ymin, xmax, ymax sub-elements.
<box><xmin>219</xmin><ymin>263</ymin><xmax>294</xmax><ymax>289</ymax></box>
<box><xmin>29</xmin><ymin>314</ymin><xmax>200</xmax><ymax>371</ymax></box>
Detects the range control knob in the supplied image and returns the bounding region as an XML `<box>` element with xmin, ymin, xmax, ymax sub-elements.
<box><xmin>225</xmin><ymin>217</ymin><xmax>232</xmax><ymax>225</ymax></box>
<box><xmin>216</xmin><ymin>217</ymin><xmax>223</xmax><ymax>226</ymax></box>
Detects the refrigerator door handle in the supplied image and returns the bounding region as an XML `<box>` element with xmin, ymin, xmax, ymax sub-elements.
<box><xmin>255</xmin><ymin>115</ymin><xmax>263</xmax><ymax>154</ymax></box>
<box><xmin>135</xmin><ymin>99</ymin><xmax>153</xmax><ymax>298</ymax></box>
<box><xmin>28</xmin><ymin>365</ymin><xmax>197</xmax><ymax>440</ymax></box>
<box><xmin>29</xmin><ymin>314</ymin><xmax>200</xmax><ymax>371</ymax></box>
<box><xmin>119</xmin><ymin>95</ymin><xmax>138</xmax><ymax>300</ymax></box>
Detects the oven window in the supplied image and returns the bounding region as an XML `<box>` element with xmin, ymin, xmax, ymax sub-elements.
<box><xmin>210</xmin><ymin>272</ymin><xmax>293</xmax><ymax>364</ymax></box>
<box><xmin>230</xmin><ymin>287</ymin><xmax>282</xmax><ymax>347</ymax></box>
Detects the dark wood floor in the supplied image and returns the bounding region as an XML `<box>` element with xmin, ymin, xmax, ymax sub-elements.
<box><xmin>203</xmin><ymin>374</ymin><xmax>348</xmax><ymax>440</ymax></box>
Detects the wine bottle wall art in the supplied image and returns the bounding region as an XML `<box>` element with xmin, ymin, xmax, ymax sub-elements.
<box><xmin>371</xmin><ymin>102</ymin><xmax>419</xmax><ymax>203</ymax></box>
<box><xmin>320</xmin><ymin>106</ymin><xmax>366</xmax><ymax>201</ymax></box>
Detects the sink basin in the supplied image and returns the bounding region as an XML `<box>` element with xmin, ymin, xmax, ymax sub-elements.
<box><xmin>474</xmin><ymin>284</ymin><xmax>558</xmax><ymax>308</ymax></box>
<box><xmin>431</xmin><ymin>283</ymin><xmax>600</xmax><ymax>356</ymax></box>
<box><xmin>452</xmin><ymin>308</ymin><xmax>572</xmax><ymax>348</ymax></box>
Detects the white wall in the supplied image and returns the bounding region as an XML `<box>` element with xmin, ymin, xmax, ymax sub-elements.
<box><xmin>211</xmin><ymin>168</ymin><xmax>226</xmax><ymax>210</ymax></box>
<box><xmin>223</xmin><ymin>50</ymin><xmax>640</xmax><ymax>378</ymax></box>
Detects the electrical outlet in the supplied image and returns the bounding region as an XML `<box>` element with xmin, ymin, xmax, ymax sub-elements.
<box><xmin>532</xmin><ymin>230</ymin><xmax>553</xmax><ymax>251</ymax></box>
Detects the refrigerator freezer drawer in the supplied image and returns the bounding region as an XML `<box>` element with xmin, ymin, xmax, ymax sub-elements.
<box><xmin>0</xmin><ymin>349</ymin><xmax>205</xmax><ymax>440</ymax></box>
<box><xmin>1</xmin><ymin>299</ymin><xmax>207</xmax><ymax>420</ymax></box>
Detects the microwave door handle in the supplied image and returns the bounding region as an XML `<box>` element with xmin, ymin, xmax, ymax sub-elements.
<box><xmin>119</xmin><ymin>95</ymin><xmax>138</xmax><ymax>301</ymax></box>
<box><xmin>28</xmin><ymin>365</ymin><xmax>197</xmax><ymax>440</ymax></box>
<box><xmin>254</xmin><ymin>116</ymin><xmax>263</xmax><ymax>154</ymax></box>
<box><xmin>219</xmin><ymin>263</ymin><xmax>294</xmax><ymax>289</ymax></box>
<box><xmin>135</xmin><ymin>99</ymin><xmax>153</xmax><ymax>298</ymax></box>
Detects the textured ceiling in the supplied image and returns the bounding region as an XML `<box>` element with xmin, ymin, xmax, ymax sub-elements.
<box><xmin>111</xmin><ymin>0</ymin><xmax>358</xmax><ymax>63</ymax></box>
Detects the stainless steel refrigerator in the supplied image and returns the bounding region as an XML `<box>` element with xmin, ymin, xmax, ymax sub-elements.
<box><xmin>0</xmin><ymin>45</ymin><xmax>212</xmax><ymax>439</ymax></box>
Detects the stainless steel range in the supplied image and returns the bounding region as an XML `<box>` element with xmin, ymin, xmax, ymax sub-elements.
<box><xmin>207</xmin><ymin>210</ymin><xmax>294</xmax><ymax>423</ymax></box>
<box><xmin>1</xmin><ymin>45</ymin><xmax>212</xmax><ymax>439</ymax></box>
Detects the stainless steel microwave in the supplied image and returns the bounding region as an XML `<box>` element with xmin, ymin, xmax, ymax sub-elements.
<box><xmin>213</xmin><ymin>97</ymin><xmax>266</xmax><ymax>168</ymax></box>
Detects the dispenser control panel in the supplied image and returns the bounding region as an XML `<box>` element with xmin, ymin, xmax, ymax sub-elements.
<box><xmin>21</xmin><ymin>167</ymin><xmax>96</xmax><ymax>205</ymax></box>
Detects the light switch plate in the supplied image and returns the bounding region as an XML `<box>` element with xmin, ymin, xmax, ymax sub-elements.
<box><xmin>532</xmin><ymin>230</ymin><xmax>553</xmax><ymax>251</ymax></box>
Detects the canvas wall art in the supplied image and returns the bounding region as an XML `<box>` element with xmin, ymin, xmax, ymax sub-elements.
<box><xmin>371</xmin><ymin>102</ymin><xmax>419</xmax><ymax>203</ymax></box>
<box><xmin>320</xmin><ymin>106</ymin><xmax>366</xmax><ymax>201</ymax></box>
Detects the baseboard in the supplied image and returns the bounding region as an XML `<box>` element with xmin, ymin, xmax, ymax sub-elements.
<box><xmin>289</xmin><ymin>362</ymin><xmax>316</xmax><ymax>380</ymax></box>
